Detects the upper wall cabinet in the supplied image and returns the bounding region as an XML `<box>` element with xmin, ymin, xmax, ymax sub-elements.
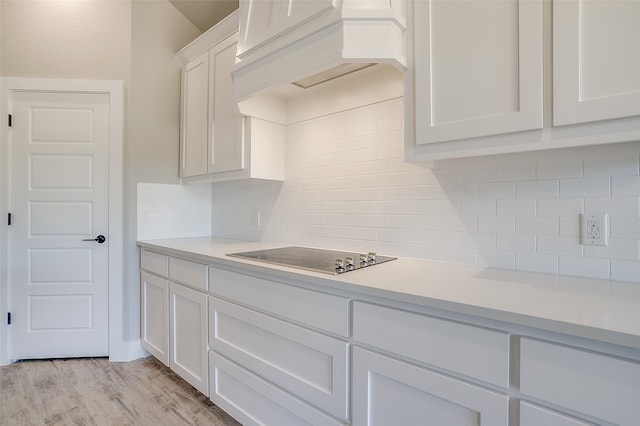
<box><xmin>553</xmin><ymin>0</ymin><xmax>640</xmax><ymax>126</ymax></box>
<box><xmin>176</xmin><ymin>11</ymin><xmax>285</xmax><ymax>183</ymax></box>
<box><xmin>406</xmin><ymin>0</ymin><xmax>640</xmax><ymax>163</ymax></box>
<box><xmin>412</xmin><ymin>0</ymin><xmax>543</xmax><ymax>144</ymax></box>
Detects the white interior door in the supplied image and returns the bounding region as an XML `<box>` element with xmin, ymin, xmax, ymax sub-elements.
<box><xmin>9</xmin><ymin>90</ymin><xmax>110</xmax><ymax>359</ymax></box>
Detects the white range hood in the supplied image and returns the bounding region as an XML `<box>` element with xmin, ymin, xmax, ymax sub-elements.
<box><xmin>232</xmin><ymin>0</ymin><xmax>407</xmax><ymax>107</ymax></box>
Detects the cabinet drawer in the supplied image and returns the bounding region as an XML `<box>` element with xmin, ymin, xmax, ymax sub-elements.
<box><xmin>210</xmin><ymin>297</ymin><xmax>349</xmax><ymax>420</ymax></box>
<box><xmin>520</xmin><ymin>338</ymin><xmax>640</xmax><ymax>426</ymax></box>
<box><xmin>520</xmin><ymin>402</ymin><xmax>595</xmax><ymax>426</ymax></box>
<box><xmin>353</xmin><ymin>301</ymin><xmax>509</xmax><ymax>388</ymax></box>
<box><xmin>209</xmin><ymin>352</ymin><xmax>344</xmax><ymax>426</ymax></box>
<box><xmin>140</xmin><ymin>250</ymin><xmax>168</xmax><ymax>277</ymax></box>
<box><xmin>209</xmin><ymin>268</ymin><xmax>349</xmax><ymax>336</ymax></box>
<box><xmin>169</xmin><ymin>257</ymin><xmax>208</xmax><ymax>291</ymax></box>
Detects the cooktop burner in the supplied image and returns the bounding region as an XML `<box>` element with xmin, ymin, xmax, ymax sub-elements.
<box><xmin>227</xmin><ymin>246</ymin><xmax>397</xmax><ymax>275</ymax></box>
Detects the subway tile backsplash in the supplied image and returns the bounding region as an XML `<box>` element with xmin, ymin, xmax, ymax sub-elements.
<box><xmin>211</xmin><ymin>98</ymin><xmax>640</xmax><ymax>283</ymax></box>
<box><xmin>137</xmin><ymin>182</ymin><xmax>212</xmax><ymax>240</ymax></box>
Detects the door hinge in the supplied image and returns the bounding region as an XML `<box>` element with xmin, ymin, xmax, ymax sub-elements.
<box><xmin>8</xmin><ymin>114</ymin><xmax>12</xmax><ymax>127</ymax></box>
<box><xmin>7</xmin><ymin>312</ymin><xmax>11</xmax><ymax>325</ymax></box>
<box><xmin>7</xmin><ymin>213</ymin><xmax>11</xmax><ymax>226</ymax></box>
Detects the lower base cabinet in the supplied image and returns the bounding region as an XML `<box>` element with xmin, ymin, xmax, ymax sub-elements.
<box><xmin>352</xmin><ymin>346</ymin><xmax>509</xmax><ymax>426</ymax></box>
<box><xmin>209</xmin><ymin>352</ymin><xmax>345</xmax><ymax>426</ymax></box>
<box><xmin>140</xmin><ymin>247</ymin><xmax>640</xmax><ymax>426</ymax></box>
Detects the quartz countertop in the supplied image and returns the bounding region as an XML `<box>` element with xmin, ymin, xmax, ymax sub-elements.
<box><xmin>137</xmin><ymin>237</ymin><xmax>640</xmax><ymax>350</ymax></box>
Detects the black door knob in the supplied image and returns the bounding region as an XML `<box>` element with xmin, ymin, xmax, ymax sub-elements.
<box><xmin>83</xmin><ymin>235</ymin><xmax>106</xmax><ymax>244</ymax></box>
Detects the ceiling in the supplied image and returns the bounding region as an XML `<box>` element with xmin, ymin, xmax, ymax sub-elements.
<box><xmin>169</xmin><ymin>0</ymin><xmax>239</xmax><ymax>33</ymax></box>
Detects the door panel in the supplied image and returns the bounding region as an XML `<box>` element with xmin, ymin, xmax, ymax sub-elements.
<box><xmin>30</xmin><ymin>155</ymin><xmax>93</xmax><ymax>189</ymax></box>
<box><xmin>553</xmin><ymin>0</ymin><xmax>640</xmax><ymax>125</ymax></box>
<box><xmin>10</xmin><ymin>90</ymin><xmax>109</xmax><ymax>359</ymax></box>
<box><xmin>30</xmin><ymin>249</ymin><xmax>92</xmax><ymax>282</ymax></box>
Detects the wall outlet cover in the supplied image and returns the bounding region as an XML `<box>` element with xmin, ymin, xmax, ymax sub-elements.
<box><xmin>581</xmin><ymin>213</ymin><xmax>608</xmax><ymax>246</ymax></box>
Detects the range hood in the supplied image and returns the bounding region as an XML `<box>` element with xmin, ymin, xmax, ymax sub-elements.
<box><xmin>232</xmin><ymin>0</ymin><xmax>407</xmax><ymax>106</ymax></box>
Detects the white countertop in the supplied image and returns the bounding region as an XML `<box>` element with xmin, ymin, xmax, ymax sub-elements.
<box><xmin>137</xmin><ymin>237</ymin><xmax>640</xmax><ymax>350</ymax></box>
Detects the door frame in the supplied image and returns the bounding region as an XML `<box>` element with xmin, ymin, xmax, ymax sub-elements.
<box><xmin>0</xmin><ymin>77</ymin><xmax>126</xmax><ymax>365</ymax></box>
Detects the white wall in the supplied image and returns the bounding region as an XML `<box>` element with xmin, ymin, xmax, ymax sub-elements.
<box><xmin>0</xmin><ymin>1</ymin><xmax>131</xmax><ymax>79</ymax></box>
<box><xmin>212</xmin><ymin>70</ymin><xmax>640</xmax><ymax>284</ymax></box>
<box><xmin>0</xmin><ymin>0</ymin><xmax>202</xmax><ymax>357</ymax></box>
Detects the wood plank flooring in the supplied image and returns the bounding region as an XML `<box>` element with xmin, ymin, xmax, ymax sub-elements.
<box><xmin>0</xmin><ymin>356</ymin><xmax>241</xmax><ymax>426</ymax></box>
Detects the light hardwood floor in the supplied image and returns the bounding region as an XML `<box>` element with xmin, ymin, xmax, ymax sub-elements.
<box><xmin>0</xmin><ymin>356</ymin><xmax>241</xmax><ymax>426</ymax></box>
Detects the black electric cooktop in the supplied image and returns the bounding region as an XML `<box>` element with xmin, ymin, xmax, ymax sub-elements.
<box><xmin>227</xmin><ymin>246</ymin><xmax>397</xmax><ymax>275</ymax></box>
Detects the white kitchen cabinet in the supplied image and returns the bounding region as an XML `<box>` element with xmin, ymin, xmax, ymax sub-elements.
<box><xmin>140</xmin><ymin>271</ymin><xmax>169</xmax><ymax>366</ymax></box>
<box><xmin>520</xmin><ymin>338</ymin><xmax>640</xmax><ymax>426</ymax></box>
<box><xmin>169</xmin><ymin>282</ymin><xmax>208</xmax><ymax>395</ymax></box>
<box><xmin>352</xmin><ymin>346</ymin><xmax>509</xmax><ymax>426</ymax></box>
<box><xmin>520</xmin><ymin>402</ymin><xmax>595</xmax><ymax>426</ymax></box>
<box><xmin>180</xmin><ymin>35</ymin><xmax>246</xmax><ymax>179</ymax></box>
<box><xmin>410</xmin><ymin>0</ymin><xmax>543</xmax><ymax>144</ymax></box>
<box><xmin>210</xmin><ymin>297</ymin><xmax>349</xmax><ymax>420</ymax></box>
<box><xmin>139</xmin><ymin>249</ymin><xmax>209</xmax><ymax>395</ymax></box>
<box><xmin>406</xmin><ymin>0</ymin><xmax>640</xmax><ymax>162</ymax></box>
<box><xmin>177</xmin><ymin>11</ymin><xmax>285</xmax><ymax>183</ymax></box>
<box><xmin>553</xmin><ymin>0</ymin><xmax>640</xmax><ymax>126</ymax></box>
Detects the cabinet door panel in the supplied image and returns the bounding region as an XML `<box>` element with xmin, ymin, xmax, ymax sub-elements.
<box><xmin>209</xmin><ymin>35</ymin><xmax>245</xmax><ymax>174</ymax></box>
<box><xmin>170</xmin><ymin>283</ymin><xmax>208</xmax><ymax>395</ymax></box>
<box><xmin>180</xmin><ymin>52</ymin><xmax>210</xmax><ymax>177</ymax></box>
<box><xmin>413</xmin><ymin>0</ymin><xmax>542</xmax><ymax>144</ymax></box>
<box><xmin>141</xmin><ymin>272</ymin><xmax>169</xmax><ymax>366</ymax></box>
<box><xmin>553</xmin><ymin>0</ymin><xmax>640</xmax><ymax>125</ymax></box>
<box><xmin>352</xmin><ymin>347</ymin><xmax>508</xmax><ymax>426</ymax></box>
<box><xmin>210</xmin><ymin>352</ymin><xmax>344</xmax><ymax>426</ymax></box>
<box><xmin>520</xmin><ymin>402</ymin><xmax>596</xmax><ymax>426</ymax></box>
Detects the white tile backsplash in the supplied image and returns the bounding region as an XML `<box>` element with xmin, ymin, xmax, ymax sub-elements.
<box><xmin>209</xmin><ymin>98</ymin><xmax>640</xmax><ymax>283</ymax></box>
<box><xmin>137</xmin><ymin>182</ymin><xmax>211</xmax><ymax>240</ymax></box>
